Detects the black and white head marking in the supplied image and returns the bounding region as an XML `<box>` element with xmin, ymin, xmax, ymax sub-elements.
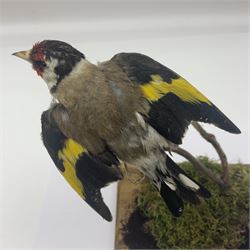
<box><xmin>31</xmin><ymin>40</ymin><xmax>85</xmax><ymax>93</ymax></box>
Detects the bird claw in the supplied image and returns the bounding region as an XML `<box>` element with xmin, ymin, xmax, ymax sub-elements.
<box><xmin>121</xmin><ymin>162</ymin><xmax>146</xmax><ymax>184</ymax></box>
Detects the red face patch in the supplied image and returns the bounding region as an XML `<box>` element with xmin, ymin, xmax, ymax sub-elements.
<box><xmin>31</xmin><ymin>42</ymin><xmax>46</xmax><ymax>76</ymax></box>
<box><xmin>31</xmin><ymin>42</ymin><xmax>45</xmax><ymax>62</ymax></box>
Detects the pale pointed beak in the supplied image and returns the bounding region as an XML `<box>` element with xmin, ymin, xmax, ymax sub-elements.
<box><xmin>12</xmin><ymin>50</ymin><xmax>32</xmax><ymax>63</ymax></box>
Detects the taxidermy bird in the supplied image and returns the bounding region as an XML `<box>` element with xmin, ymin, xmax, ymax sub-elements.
<box><xmin>13</xmin><ymin>40</ymin><xmax>241</xmax><ymax>221</ymax></box>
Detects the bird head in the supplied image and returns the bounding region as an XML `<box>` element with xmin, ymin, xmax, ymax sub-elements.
<box><xmin>13</xmin><ymin>40</ymin><xmax>85</xmax><ymax>92</ymax></box>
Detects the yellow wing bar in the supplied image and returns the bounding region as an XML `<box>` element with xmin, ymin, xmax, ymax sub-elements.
<box><xmin>140</xmin><ymin>74</ymin><xmax>212</xmax><ymax>105</ymax></box>
<box><xmin>58</xmin><ymin>139</ymin><xmax>86</xmax><ymax>198</ymax></box>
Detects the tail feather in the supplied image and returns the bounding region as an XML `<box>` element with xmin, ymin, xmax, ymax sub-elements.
<box><xmin>157</xmin><ymin>155</ymin><xmax>210</xmax><ymax>216</ymax></box>
<box><xmin>165</xmin><ymin>155</ymin><xmax>211</xmax><ymax>198</ymax></box>
<box><xmin>175</xmin><ymin>181</ymin><xmax>201</xmax><ymax>205</ymax></box>
<box><xmin>160</xmin><ymin>181</ymin><xmax>184</xmax><ymax>217</ymax></box>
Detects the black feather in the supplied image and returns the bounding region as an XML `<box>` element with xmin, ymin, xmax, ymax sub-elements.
<box><xmin>41</xmin><ymin>109</ymin><xmax>122</xmax><ymax>221</ymax></box>
<box><xmin>165</xmin><ymin>155</ymin><xmax>211</xmax><ymax>198</ymax></box>
<box><xmin>175</xmin><ymin>181</ymin><xmax>201</xmax><ymax>205</ymax></box>
<box><xmin>41</xmin><ymin>111</ymin><xmax>66</xmax><ymax>172</ymax></box>
<box><xmin>83</xmin><ymin>184</ymin><xmax>113</xmax><ymax>222</ymax></box>
<box><xmin>112</xmin><ymin>52</ymin><xmax>241</xmax><ymax>145</ymax></box>
<box><xmin>160</xmin><ymin>181</ymin><xmax>184</xmax><ymax>217</ymax></box>
<box><xmin>75</xmin><ymin>154</ymin><xmax>122</xmax><ymax>189</ymax></box>
<box><xmin>154</xmin><ymin>154</ymin><xmax>211</xmax><ymax>216</ymax></box>
<box><xmin>112</xmin><ymin>52</ymin><xmax>179</xmax><ymax>84</ymax></box>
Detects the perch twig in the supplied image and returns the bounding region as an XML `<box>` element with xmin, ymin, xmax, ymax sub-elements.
<box><xmin>191</xmin><ymin>121</ymin><xmax>229</xmax><ymax>186</ymax></box>
<box><xmin>172</xmin><ymin>146</ymin><xmax>226</xmax><ymax>187</ymax></box>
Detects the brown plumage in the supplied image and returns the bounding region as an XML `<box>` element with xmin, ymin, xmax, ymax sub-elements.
<box><xmin>52</xmin><ymin>59</ymin><xmax>151</xmax><ymax>161</ymax></box>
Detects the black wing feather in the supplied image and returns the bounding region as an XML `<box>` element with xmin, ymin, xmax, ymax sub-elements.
<box><xmin>112</xmin><ymin>52</ymin><xmax>240</xmax><ymax>144</ymax></box>
<box><xmin>41</xmin><ymin>109</ymin><xmax>122</xmax><ymax>221</ymax></box>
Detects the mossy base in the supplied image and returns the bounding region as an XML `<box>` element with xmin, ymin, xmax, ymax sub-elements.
<box><xmin>136</xmin><ymin>157</ymin><xmax>249</xmax><ymax>249</ymax></box>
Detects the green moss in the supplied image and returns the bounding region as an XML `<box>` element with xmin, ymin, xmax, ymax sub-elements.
<box><xmin>136</xmin><ymin>157</ymin><xmax>249</xmax><ymax>249</ymax></box>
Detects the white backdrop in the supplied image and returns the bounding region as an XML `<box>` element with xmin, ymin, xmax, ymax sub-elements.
<box><xmin>0</xmin><ymin>0</ymin><xmax>249</xmax><ymax>249</ymax></box>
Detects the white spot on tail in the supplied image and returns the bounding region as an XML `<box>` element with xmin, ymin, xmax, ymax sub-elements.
<box><xmin>164</xmin><ymin>180</ymin><xmax>177</xmax><ymax>191</ymax></box>
<box><xmin>179</xmin><ymin>174</ymin><xmax>200</xmax><ymax>190</ymax></box>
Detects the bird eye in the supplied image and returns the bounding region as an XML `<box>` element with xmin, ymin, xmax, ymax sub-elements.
<box><xmin>34</xmin><ymin>61</ymin><xmax>46</xmax><ymax>68</ymax></box>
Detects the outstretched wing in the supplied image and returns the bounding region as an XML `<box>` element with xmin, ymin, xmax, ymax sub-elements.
<box><xmin>41</xmin><ymin>110</ymin><xmax>122</xmax><ymax>221</ymax></box>
<box><xmin>112</xmin><ymin>53</ymin><xmax>241</xmax><ymax>144</ymax></box>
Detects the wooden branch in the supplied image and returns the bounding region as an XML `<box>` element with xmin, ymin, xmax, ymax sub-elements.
<box><xmin>191</xmin><ymin>121</ymin><xmax>229</xmax><ymax>186</ymax></box>
<box><xmin>172</xmin><ymin>147</ymin><xmax>226</xmax><ymax>187</ymax></box>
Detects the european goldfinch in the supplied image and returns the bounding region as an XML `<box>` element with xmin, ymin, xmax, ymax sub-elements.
<box><xmin>13</xmin><ymin>40</ymin><xmax>240</xmax><ymax>221</ymax></box>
